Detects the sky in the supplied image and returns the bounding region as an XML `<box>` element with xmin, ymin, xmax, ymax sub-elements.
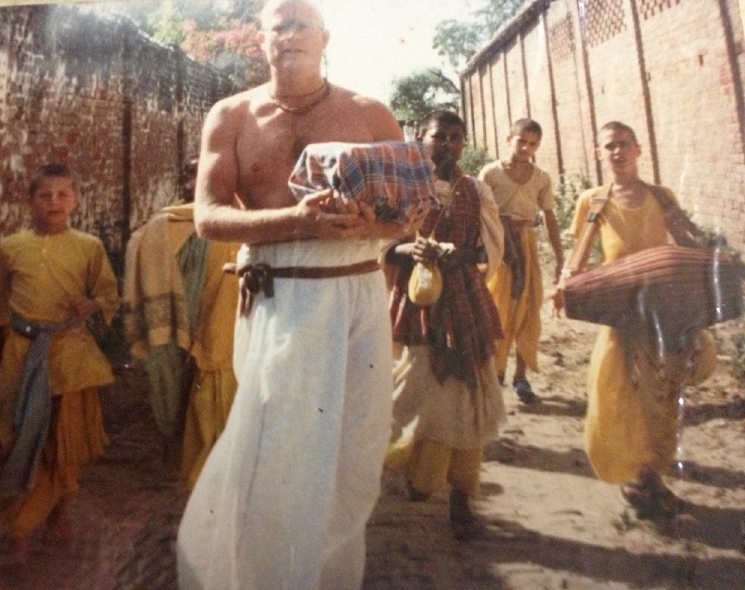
<box><xmin>318</xmin><ymin>0</ymin><xmax>482</xmax><ymax>104</ymax></box>
<box><xmin>0</xmin><ymin>0</ymin><xmax>483</xmax><ymax>105</ymax></box>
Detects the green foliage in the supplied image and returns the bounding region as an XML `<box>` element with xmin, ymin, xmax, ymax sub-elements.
<box><xmin>148</xmin><ymin>0</ymin><xmax>184</xmax><ymax>46</ymax></box>
<box><xmin>96</xmin><ymin>0</ymin><xmax>267</xmax><ymax>87</ymax></box>
<box><xmin>459</xmin><ymin>144</ymin><xmax>492</xmax><ymax>176</ymax></box>
<box><xmin>389</xmin><ymin>68</ymin><xmax>460</xmax><ymax>122</ymax></box>
<box><xmin>433</xmin><ymin>0</ymin><xmax>524</xmax><ymax>70</ymax></box>
<box><xmin>554</xmin><ymin>173</ymin><xmax>591</xmax><ymax>233</ymax></box>
<box><xmin>432</xmin><ymin>19</ymin><xmax>484</xmax><ymax>70</ymax></box>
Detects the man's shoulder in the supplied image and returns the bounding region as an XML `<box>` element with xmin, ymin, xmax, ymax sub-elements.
<box><xmin>331</xmin><ymin>84</ymin><xmax>379</xmax><ymax>104</ymax></box>
<box><xmin>209</xmin><ymin>86</ymin><xmax>264</xmax><ymax>117</ymax></box>
<box><xmin>335</xmin><ymin>86</ymin><xmax>394</xmax><ymax>118</ymax></box>
<box><xmin>327</xmin><ymin>85</ymin><xmax>401</xmax><ymax>140</ymax></box>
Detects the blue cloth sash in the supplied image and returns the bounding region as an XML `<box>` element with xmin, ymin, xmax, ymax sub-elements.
<box><xmin>0</xmin><ymin>314</ymin><xmax>80</xmax><ymax>498</ymax></box>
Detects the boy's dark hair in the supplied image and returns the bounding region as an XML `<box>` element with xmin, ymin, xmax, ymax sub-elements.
<box><xmin>598</xmin><ymin>120</ymin><xmax>639</xmax><ymax>144</ymax></box>
<box><xmin>29</xmin><ymin>163</ymin><xmax>76</xmax><ymax>196</ymax></box>
<box><xmin>417</xmin><ymin>110</ymin><xmax>467</xmax><ymax>139</ymax></box>
<box><xmin>511</xmin><ymin>118</ymin><xmax>542</xmax><ymax>139</ymax></box>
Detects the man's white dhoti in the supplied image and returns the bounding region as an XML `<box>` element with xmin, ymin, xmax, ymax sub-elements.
<box><xmin>177</xmin><ymin>239</ymin><xmax>393</xmax><ymax>590</ymax></box>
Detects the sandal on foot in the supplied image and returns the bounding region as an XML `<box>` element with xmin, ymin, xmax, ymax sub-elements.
<box><xmin>513</xmin><ymin>378</ymin><xmax>540</xmax><ymax>404</ymax></box>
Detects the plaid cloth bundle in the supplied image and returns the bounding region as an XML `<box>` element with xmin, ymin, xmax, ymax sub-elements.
<box><xmin>288</xmin><ymin>141</ymin><xmax>438</xmax><ymax>224</ymax></box>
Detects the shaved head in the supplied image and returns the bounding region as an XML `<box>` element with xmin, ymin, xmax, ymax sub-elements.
<box><xmin>260</xmin><ymin>0</ymin><xmax>325</xmax><ymax>30</ymax></box>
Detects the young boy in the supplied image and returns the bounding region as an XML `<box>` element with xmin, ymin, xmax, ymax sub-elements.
<box><xmin>552</xmin><ymin>121</ymin><xmax>717</xmax><ymax>518</ymax></box>
<box><xmin>0</xmin><ymin>163</ymin><xmax>119</xmax><ymax>564</ymax></box>
<box><xmin>385</xmin><ymin>110</ymin><xmax>505</xmax><ymax>540</ymax></box>
<box><xmin>478</xmin><ymin>118</ymin><xmax>564</xmax><ymax>404</ymax></box>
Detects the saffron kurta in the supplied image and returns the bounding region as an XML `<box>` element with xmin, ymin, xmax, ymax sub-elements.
<box><xmin>0</xmin><ymin>228</ymin><xmax>118</xmax><ymax>538</ymax></box>
<box><xmin>478</xmin><ymin>161</ymin><xmax>554</xmax><ymax>374</ymax></box>
<box><xmin>569</xmin><ymin>186</ymin><xmax>717</xmax><ymax>483</ymax></box>
<box><xmin>122</xmin><ymin>203</ymin><xmax>239</xmax><ymax>488</ymax></box>
<box><xmin>123</xmin><ymin>204</ymin><xmax>198</xmax><ymax>439</ymax></box>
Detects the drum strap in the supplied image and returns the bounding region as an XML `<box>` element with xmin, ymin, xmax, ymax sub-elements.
<box><xmin>561</xmin><ymin>186</ymin><xmax>611</xmax><ymax>278</ymax></box>
<box><xmin>646</xmin><ymin>184</ymin><xmax>706</xmax><ymax>249</ymax></box>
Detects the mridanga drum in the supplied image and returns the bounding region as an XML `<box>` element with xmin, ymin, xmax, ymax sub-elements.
<box><xmin>564</xmin><ymin>245</ymin><xmax>744</xmax><ymax>349</ymax></box>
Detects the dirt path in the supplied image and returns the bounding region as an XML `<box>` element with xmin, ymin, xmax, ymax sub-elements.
<box><xmin>2</xmin><ymin>283</ymin><xmax>745</xmax><ymax>589</ymax></box>
<box><xmin>367</xmin><ymin>314</ymin><xmax>745</xmax><ymax>589</ymax></box>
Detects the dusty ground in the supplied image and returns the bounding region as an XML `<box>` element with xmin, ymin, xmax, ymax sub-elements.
<box><xmin>2</xmin><ymin>259</ymin><xmax>745</xmax><ymax>590</ymax></box>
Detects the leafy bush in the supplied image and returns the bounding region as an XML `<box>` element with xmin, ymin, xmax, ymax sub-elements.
<box><xmin>554</xmin><ymin>173</ymin><xmax>591</xmax><ymax>233</ymax></box>
<box><xmin>459</xmin><ymin>144</ymin><xmax>492</xmax><ymax>176</ymax></box>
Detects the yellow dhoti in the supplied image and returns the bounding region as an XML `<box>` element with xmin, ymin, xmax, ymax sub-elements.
<box><xmin>1</xmin><ymin>388</ymin><xmax>107</xmax><ymax>539</ymax></box>
<box><xmin>488</xmin><ymin>227</ymin><xmax>542</xmax><ymax>374</ymax></box>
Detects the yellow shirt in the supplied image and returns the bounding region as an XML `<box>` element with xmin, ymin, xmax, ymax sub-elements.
<box><xmin>0</xmin><ymin>228</ymin><xmax>120</xmax><ymax>395</ymax></box>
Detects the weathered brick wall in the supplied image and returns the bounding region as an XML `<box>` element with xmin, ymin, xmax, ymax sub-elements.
<box><xmin>462</xmin><ymin>0</ymin><xmax>745</xmax><ymax>249</ymax></box>
<box><xmin>0</xmin><ymin>4</ymin><xmax>238</xmax><ymax>274</ymax></box>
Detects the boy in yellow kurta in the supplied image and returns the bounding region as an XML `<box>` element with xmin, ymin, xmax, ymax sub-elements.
<box><xmin>0</xmin><ymin>163</ymin><xmax>119</xmax><ymax>563</ymax></box>
<box><xmin>552</xmin><ymin>122</ymin><xmax>717</xmax><ymax>519</ymax></box>
<box><xmin>478</xmin><ymin>118</ymin><xmax>564</xmax><ymax>404</ymax></box>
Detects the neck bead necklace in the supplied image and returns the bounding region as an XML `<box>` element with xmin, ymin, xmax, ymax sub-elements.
<box><xmin>270</xmin><ymin>80</ymin><xmax>331</xmax><ymax>115</ymax></box>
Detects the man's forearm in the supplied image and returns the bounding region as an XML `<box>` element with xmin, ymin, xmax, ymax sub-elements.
<box><xmin>195</xmin><ymin>203</ymin><xmax>301</xmax><ymax>244</ymax></box>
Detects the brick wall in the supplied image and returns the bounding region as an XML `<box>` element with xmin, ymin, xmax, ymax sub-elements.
<box><xmin>462</xmin><ymin>0</ymin><xmax>745</xmax><ymax>249</ymax></box>
<box><xmin>0</xmin><ymin>4</ymin><xmax>238</xmax><ymax>275</ymax></box>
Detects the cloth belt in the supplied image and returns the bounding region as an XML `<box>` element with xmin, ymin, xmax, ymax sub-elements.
<box><xmin>236</xmin><ymin>259</ymin><xmax>380</xmax><ymax>316</ymax></box>
<box><xmin>0</xmin><ymin>314</ymin><xmax>82</xmax><ymax>498</ymax></box>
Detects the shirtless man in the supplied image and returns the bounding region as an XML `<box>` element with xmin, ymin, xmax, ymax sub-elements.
<box><xmin>177</xmin><ymin>1</ymin><xmax>416</xmax><ymax>589</ymax></box>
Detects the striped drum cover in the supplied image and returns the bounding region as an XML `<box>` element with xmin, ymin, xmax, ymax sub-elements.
<box><xmin>564</xmin><ymin>245</ymin><xmax>744</xmax><ymax>342</ymax></box>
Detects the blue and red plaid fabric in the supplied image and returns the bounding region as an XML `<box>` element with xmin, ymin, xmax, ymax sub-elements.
<box><xmin>288</xmin><ymin>141</ymin><xmax>437</xmax><ymax>224</ymax></box>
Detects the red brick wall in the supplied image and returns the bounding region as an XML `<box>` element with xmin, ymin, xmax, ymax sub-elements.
<box><xmin>462</xmin><ymin>0</ymin><xmax>745</xmax><ymax>248</ymax></box>
<box><xmin>0</xmin><ymin>5</ymin><xmax>238</xmax><ymax>274</ymax></box>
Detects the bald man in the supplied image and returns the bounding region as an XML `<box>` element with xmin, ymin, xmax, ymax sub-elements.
<box><xmin>176</xmin><ymin>1</ymin><xmax>419</xmax><ymax>588</ymax></box>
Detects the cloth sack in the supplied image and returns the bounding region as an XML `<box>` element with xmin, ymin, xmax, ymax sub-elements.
<box><xmin>407</xmin><ymin>260</ymin><xmax>442</xmax><ymax>306</ymax></box>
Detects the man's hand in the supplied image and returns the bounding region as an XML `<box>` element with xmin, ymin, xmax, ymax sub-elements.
<box><xmin>295</xmin><ymin>189</ymin><xmax>369</xmax><ymax>239</ymax></box>
<box><xmin>68</xmin><ymin>296</ymin><xmax>100</xmax><ymax>321</ymax></box>
<box><xmin>548</xmin><ymin>286</ymin><xmax>565</xmax><ymax>318</ymax></box>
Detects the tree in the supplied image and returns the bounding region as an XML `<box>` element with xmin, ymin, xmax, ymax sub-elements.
<box><xmin>389</xmin><ymin>68</ymin><xmax>460</xmax><ymax>123</ymax></box>
<box><xmin>432</xmin><ymin>19</ymin><xmax>484</xmax><ymax>70</ymax></box>
<box><xmin>180</xmin><ymin>17</ymin><xmax>268</xmax><ymax>88</ymax></box>
<box><xmin>95</xmin><ymin>0</ymin><xmax>268</xmax><ymax>87</ymax></box>
<box><xmin>433</xmin><ymin>0</ymin><xmax>524</xmax><ymax>71</ymax></box>
<box><xmin>147</xmin><ymin>0</ymin><xmax>184</xmax><ymax>47</ymax></box>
